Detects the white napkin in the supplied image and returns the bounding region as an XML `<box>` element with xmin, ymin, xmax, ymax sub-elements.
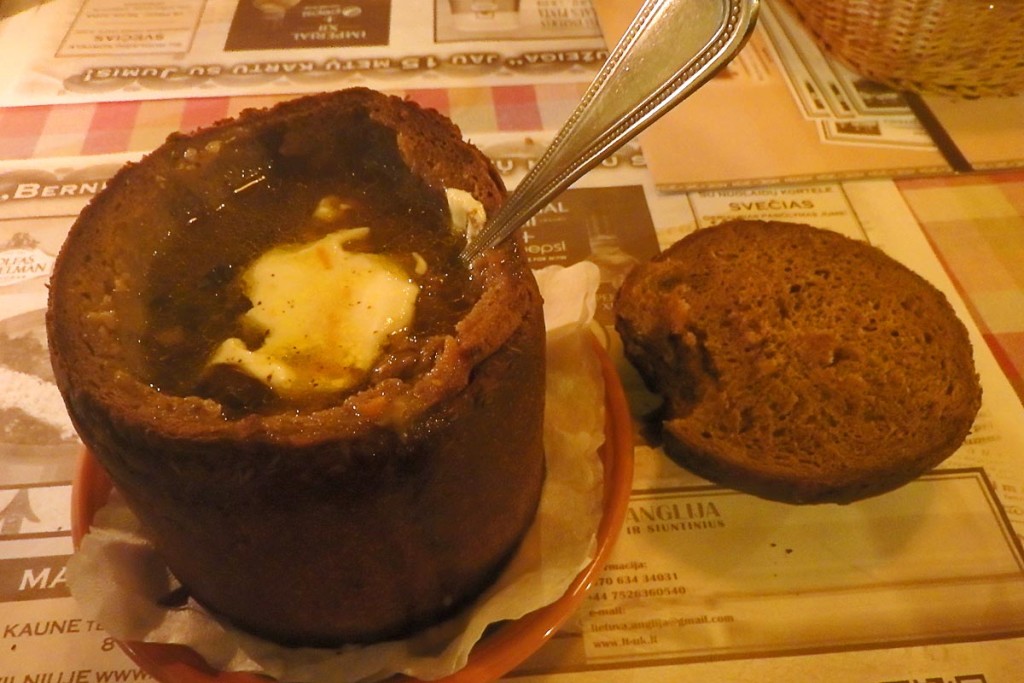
<box><xmin>68</xmin><ymin>261</ymin><xmax>607</xmax><ymax>683</ymax></box>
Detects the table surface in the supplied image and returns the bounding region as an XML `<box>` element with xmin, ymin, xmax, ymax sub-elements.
<box><xmin>2</xmin><ymin>1</ymin><xmax>1024</xmax><ymax>682</ymax></box>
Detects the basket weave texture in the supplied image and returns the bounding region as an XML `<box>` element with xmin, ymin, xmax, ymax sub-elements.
<box><xmin>779</xmin><ymin>0</ymin><xmax>1024</xmax><ymax>97</ymax></box>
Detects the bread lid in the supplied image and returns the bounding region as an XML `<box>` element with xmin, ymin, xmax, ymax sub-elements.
<box><xmin>615</xmin><ymin>220</ymin><xmax>982</xmax><ymax>504</ymax></box>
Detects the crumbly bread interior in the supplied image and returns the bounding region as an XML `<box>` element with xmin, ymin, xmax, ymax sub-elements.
<box><xmin>615</xmin><ymin>220</ymin><xmax>982</xmax><ymax>504</ymax></box>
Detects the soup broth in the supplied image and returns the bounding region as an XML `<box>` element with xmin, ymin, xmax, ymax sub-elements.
<box><xmin>139</xmin><ymin>118</ymin><xmax>477</xmax><ymax>416</ymax></box>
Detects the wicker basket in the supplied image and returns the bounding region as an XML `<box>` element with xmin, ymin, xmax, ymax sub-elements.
<box><xmin>779</xmin><ymin>0</ymin><xmax>1024</xmax><ymax>97</ymax></box>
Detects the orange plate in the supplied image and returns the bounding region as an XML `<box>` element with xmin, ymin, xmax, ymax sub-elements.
<box><xmin>71</xmin><ymin>338</ymin><xmax>634</xmax><ymax>683</ymax></box>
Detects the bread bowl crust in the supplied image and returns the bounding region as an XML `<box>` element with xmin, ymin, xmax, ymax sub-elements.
<box><xmin>48</xmin><ymin>88</ymin><xmax>546</xmax><ymax>644</ymax></box>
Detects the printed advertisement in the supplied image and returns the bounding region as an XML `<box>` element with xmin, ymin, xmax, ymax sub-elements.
<box><xmin>0</xmin><ymin>0</ymin><xmax>610</xmax><ymax>105</ymax></box>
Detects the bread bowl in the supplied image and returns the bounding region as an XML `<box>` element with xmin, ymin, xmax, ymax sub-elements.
<box><xmin>48</xmin><ymin>88</ymin><xmax>546</xmax><ymax>645</ymax></box>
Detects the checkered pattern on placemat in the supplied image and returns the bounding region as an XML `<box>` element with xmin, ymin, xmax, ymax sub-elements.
<box><xmin>898</xmin><ymin>170</ymin><xmax>1024</xmax><ymax>406</ymax></box>
<box><xmin>0</xmin><ymin>84</ymin><xmax>588</xmax><ymax>161</ymax></box>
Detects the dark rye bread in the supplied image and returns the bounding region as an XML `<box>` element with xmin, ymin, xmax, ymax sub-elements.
<box><xmin>615</xmin><ymin>220</ymin><xmax>981</xmax><ymax>504</ymax></box>
<box><xmin>48</xmin><ymin>88</ymin><xmax>546</xmax><ymax>645</ymax></box>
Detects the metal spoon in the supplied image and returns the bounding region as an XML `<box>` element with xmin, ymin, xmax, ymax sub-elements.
<box><xmin>460</xmin><ymin>0</ymin><xmax>760</xmax><ymax>263</ymax></box>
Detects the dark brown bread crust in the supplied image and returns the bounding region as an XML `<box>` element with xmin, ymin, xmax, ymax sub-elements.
<box><xmin>615</xmin><ymin>220</ymin><xmax>981</xmax><ymax>504</ymax></box>
<box><xmin>48</xmin><ymin>88</ymin><xmax>545</xmax><ymax>645</ymax></box>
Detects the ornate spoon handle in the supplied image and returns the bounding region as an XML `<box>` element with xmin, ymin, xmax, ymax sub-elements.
<box><xmin>461</xmin><ymin>0</ymin><xmax>760</xmax><ymax>263</ymax></box>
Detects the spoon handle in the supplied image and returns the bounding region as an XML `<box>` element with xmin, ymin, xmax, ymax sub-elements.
<box><xmin>461</xmin><ymin>0</ymin><xmax>759</xmax><ymax>263</ymax></box>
